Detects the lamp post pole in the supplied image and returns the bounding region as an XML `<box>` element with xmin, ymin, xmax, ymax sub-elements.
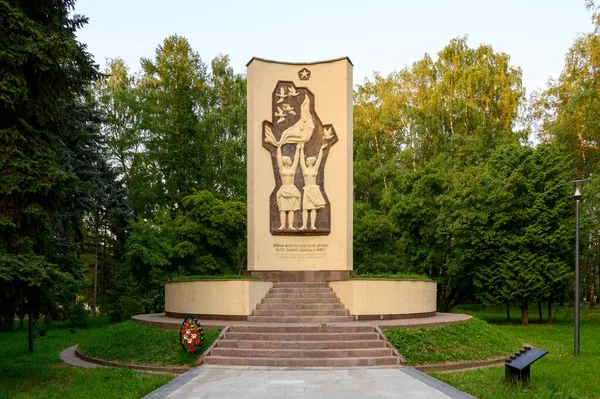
<box><xmin>571</xmin><ymin>179</ymin><xmax>588</xmax><ymax>356</ymax></box>
<box><xmin>575</xmin><ymin>193</ymin><xmax>580</xmax><ymax>356</ymax></box>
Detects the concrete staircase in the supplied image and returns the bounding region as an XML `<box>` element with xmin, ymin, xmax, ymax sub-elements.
<box><xmin>248</xmin><ymin>282</ymin><xmax>353</xmax><ymax>323</ymax></box>
<box><xmin>202</xmin><ymin>282</ymin><xmax>400</xmax><ymax>367</ymax></box>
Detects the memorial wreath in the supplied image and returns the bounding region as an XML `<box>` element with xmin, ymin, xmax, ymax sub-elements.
<box><xmin>179</xmin><ymin>315</ymin><xmax>204</xmax><ymax>355</ymax></box>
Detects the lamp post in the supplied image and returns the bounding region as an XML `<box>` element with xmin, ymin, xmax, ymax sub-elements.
<box><xmin>571</xmin><ymin>178</ymin><xmax>589</xmax><ymax>356</ymax></box>
<box><xmin>573</xmin><ymin>180</ymin><xmax>582</xmax><ymax>356</ymax></box>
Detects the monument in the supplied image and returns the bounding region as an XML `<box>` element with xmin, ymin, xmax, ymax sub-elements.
<box><xmin>163</xmin><ymin>57</ymin><xmax>438</xmax><ymax>326</ymax></box>
<box><xmin>246</xmin><ymin>57</ymin><xmax>353</xmax><ymax>280</ymax></box>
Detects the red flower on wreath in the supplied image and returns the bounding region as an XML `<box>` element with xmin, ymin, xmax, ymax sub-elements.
<box><xmin>179</xmin><ymin>315</ymin><xmax>204</xmax><ymax>355</ymax></box>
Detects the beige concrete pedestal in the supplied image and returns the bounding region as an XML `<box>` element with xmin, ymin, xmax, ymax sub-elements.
<box><xmin>247</xmin><ymin>57</ymin><xmax>353</xmax><ymax>272</ymax></box>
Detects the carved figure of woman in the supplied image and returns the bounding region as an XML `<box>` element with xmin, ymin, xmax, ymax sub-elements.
<box><xmin>276</xmin><ymin>144</ymin><xmax>301</xmax><ymax>229</ymax></box>
<box><xmin>299</xmin><ymin>142</ymin><xmax>327</xmax><ymax>230</ymax></box>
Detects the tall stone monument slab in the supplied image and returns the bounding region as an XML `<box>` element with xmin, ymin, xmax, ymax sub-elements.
<box><xmin>247</xmin><ymin>57</ymin><xmax>353</xmax><ymax>279</ymax></box>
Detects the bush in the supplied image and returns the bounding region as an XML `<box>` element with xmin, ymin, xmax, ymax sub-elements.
<box><xmin>108</xmin><ymin>293</ymin><xmax>145</xmax><ymax>323</ymax></box>
<box><xmin>69</xmin><ymin>300</ymin><xmax>89</xmax><ymax>328</ymax></box>
<box><xmin>107</xmin><ymin>265</ymin><xmax>146</xmax><ymax>323</ymax></box>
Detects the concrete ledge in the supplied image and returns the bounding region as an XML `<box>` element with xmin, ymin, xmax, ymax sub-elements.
<box><xmin>166</xmin><ymin>312</ymin><xmax>248</xmax><ymax>321</ymax></box>
<box><xmin>165</xmin><ymin>280</ymin><xmax>273</xmax><ymax>317</ymax></box>
<box><xmin>75</xmin><ymin>346</ymin><xmax>189</xmax><ymax>374</ymax></box>
<box><xmin>329</xmin><ymin>279</ymin><xmax>437</xmax><ymax>317</ymax></box>
<box><xmin>132</xmin><ymin>312</ymin><xmax>470</xmax><ymax>330</ymax></box>
<box><xmin>353</xmin><ymin>311</ymin><xmax>437</xmax><ymax>321</ymax></box>
<box><xmin>414</xmin><ymin>357</ymin><xmax>506</xmax><ymax>372</ymax></box>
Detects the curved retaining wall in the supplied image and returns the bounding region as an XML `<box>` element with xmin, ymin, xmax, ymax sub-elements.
<box><xmin>165</xmin><ymin>280</ymin><xmax>273</xmax><ymax>320</ymax></box>
<box><xmin>328</xmin><ymin>279</ymin><xmax>437</xmax><ymax>320</ymax></box>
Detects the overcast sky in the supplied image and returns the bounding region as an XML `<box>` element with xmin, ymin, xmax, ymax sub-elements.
<box><xmin>74</xmin><ymin>0</ymin><xmax>593</xmax><ymax>95</ymax></box>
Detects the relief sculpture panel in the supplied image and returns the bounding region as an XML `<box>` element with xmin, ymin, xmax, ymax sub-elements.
<box><xmin>262</xmin><ymin>81</ymin><xmax>338</xmax><ymax>235</ymax></box>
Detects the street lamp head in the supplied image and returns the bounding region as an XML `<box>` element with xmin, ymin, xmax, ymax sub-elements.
<box><xmin>574</xmin><ymin>184</ymin><xmax>582</xmax><ymax>200</ymax></box>
<box><xmin>571</xmin><ymin>178</ymin><xmax>590</xmax><ymax>201</ymax></box>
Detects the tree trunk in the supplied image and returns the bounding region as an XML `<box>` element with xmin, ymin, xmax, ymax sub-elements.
<box><xmin>547</xmin><ymin>300</ymin><xmax>553</xmax><ymax>324</ymax></box>
<box><xmin>521</xmin><ymin>302</ymin><xmax>529</xmax><ymax>326</ymax></box>
<box><xmin>43</xmin><ymin>312</ymin><xmax>52</xmax><ymax>325</ymax></box>
<box><xmin>506</xmin><ymin>301</ymin><xmax>511</xmax><ymax>323</ymax></box>
<box><xmin>538</xmin><ymin>301</ymin><xmax>543</xmax><ymax>323</ymax></box>
<box><xmin>28</xmin><ymin>312</ymin><xmax>34</xmax><ymax>353</ymax></box>
<box><xmin>19</xmin><ymin>314</ymin><xmax>24</xmax><ymax>330</ymax></box>
<box><xmin>590</xmin><ymin>262</ymin><xmax>597</xmax><ymax>309</ymax></box>
<box><xmin>93</xmin><ymin>209</ymin><xmax>99</xmax><ymax>321</ymax></box>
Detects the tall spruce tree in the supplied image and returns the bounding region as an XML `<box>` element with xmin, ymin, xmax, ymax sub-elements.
<box><xmin>0</xmin><ymin>0</ymin><xmax>100</xmax><ymax>346</ymax></box>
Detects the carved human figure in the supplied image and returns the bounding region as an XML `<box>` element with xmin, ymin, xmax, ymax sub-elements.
<box><xmin>299</xmin><ymin>142</ymin><xmax>327</xmax><ymax>230</ymax></box>
<box><xmin>276</xmin><ymin>144</ymin><xmax>301</xmax><ymax>229</ymax></box>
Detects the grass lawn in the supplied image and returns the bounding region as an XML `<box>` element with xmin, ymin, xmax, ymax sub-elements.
<box><xmin>0</xmin><ymin>317</ymin><xmax>220</xmax><ymax>399</ymax></box>
<box><xmin>384</xmin><ymin>318</ymin><xmax>523</xmax><ymax>365</ymax></box>
<box><xmin>430</xmin><ymin>305</ymin><xmax>600</xmax><ymax>399</ymax></box>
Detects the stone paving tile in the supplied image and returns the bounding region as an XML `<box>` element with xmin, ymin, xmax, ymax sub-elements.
<box><xmin>146</xmin><ymin>367</ymin><xmax>473</xmax><ymax>399</ymax></box>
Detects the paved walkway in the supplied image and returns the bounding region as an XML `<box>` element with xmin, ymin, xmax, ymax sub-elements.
<box><xmin>60</xmin><ymin>345</ymin><xmax>106</xmax><ymax>369</ymax></box>
<box><xmin>133</xmin><ymin>313</ymin><xmax>471</xmax><ymax>330</ymax></box>
<box><xmin>144</xmin><ymin>367</ymin><xmax>474</xmax><ymax>399</ymax></box>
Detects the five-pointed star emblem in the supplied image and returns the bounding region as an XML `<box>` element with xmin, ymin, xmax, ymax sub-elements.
<box><xmin>298</xmin><ymin>68</ymin><xmax>311</xmax><ymax>80</ymax></box>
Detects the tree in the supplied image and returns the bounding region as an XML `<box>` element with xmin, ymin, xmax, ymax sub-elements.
<box><xmin>354</xmin><ymin>36</ymin><xmax>524</xmax><ymax>192</ymax></box>
<box><xmin>353</xmin><ymin>37</ymin><xmax>525</xmax><ymax>310</ymax></box>
<box><xmin>205</xmin><ymin>55</ymin><xmax>247</xmax><ymax>201</ymax></box>
<box><xmin>136</xmin><ymin>35</ymin><xmax>211</xmax><ymax>214</ymax></box>
<box><xmin>536</xmin><ymin>3</ymin><xmax>600</xmax><ymax>310</ymax></box>
<box><xmin>473</xmin><ymin>144</ymin><xmax>572</xmax><ymax>324</ymax></box>
<box><xmin>94</xmin><ymin>59</ymin><xmax>144</xmax><ymax>214</ymax></box>
<box><xmin>125</xmin><ymin>191</ymin><xmax>246</xmax><ymax>312</ymax></box>
<box><xmin>0</xmin><ymin>0</ymin><xmax>101</xmax><ymax>349</ymax></box>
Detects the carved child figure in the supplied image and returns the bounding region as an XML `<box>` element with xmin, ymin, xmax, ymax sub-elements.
<box><xmin>299</xmin><ymin>142</ymin><xmax>327</xmax><ymax>230</ymax></box>
<box><xmin>275</xmin><ymin>144</ymin><xmax>301</xmax><ymax>229</ymax></box>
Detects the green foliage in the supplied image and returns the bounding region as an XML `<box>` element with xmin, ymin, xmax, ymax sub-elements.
<box><xmin>385</xmin><ymin>318</ymin><xmax>522</xmax><ymax>365</ymax></box>
<box><xmin>354</xmin><ymin>205</ymin><xmax>403</xmax><ymax>273</ymax></box>
<box><xmin>68</xmin><ymin>300</ymin><xmax>89</xmax><ymax>328</ymax></box>
<box><xmin>535</xmin><ymin>5</ymin><xmax>600</xmax><ymax>311</ymax></box>
<box><xmin>125</xmin><ymin>191</ymin><xmax>247</xmax><ymax>311</ymax></box>
<box><xmin>92</xmin><ymin>39</ymin><xmax>248</xmax><ymax>317</ymax></box>
<box><xmin>106</xmin><ymin>266</ymin><xmax>144</xmax><ymax>323</ymax></box>
<box><xmin>353</xmin><ymin>37</ymin><xmax>575</xmax><ymax>314</ymax></box>
<box><xmin>0</xmin><ymin>0</ymin><xmax>107</xmax><ymax>333</ymax></box>
<box><xmin>469</xmin><ymin>144</ymin><xmax>572</xmax><ymax>324</ymax></box>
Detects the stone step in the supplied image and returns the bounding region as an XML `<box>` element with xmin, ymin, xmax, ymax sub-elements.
<box><xmin>247</xmin><ymin>315</ymin><xmax>354</xmax><ymax>323</ymax></box>
<box><xmin>262</xmin><ymin>297</ymin><xmax>341</xmax><ymax>304</ymax></box>
<box><xmin>266</xmin><ymin>292</ymin><xmax>338</xmax><ymax>299</ymax></box>
<box><xmin>256</xmin><ymin>303</ymin><xmax>345</xmax><ymax>311</ymax></box>
<box><xmin>210</xmin><ymin>347</ymin><xmax>392</xmax><ymax>358</ymax></box>
<box><xmin>230</xmin><ymin>325</ymin><xmax>374</xmax><ymax>333</ymax></box>
<box><xmin>224</xmin><ymin>332</ymin><xmax>380</xmax><ymax>341</ymax></box>
<box><xmin>270</xmin><ymin>287</ymin><xmax>333</xmax><ymax>294</ymax></box>
<box><xmin>216</xmin><ymin>340</ymin><xmax>386</xmax><ymax>349</ymax></box>
<box><xmin>203</xmin><ymin>356</ymin><xmax>400</xmax><ymax>367</ymax></box>
<box><xmin>273</xmin><ymin>282</ymin><xmax>329</xmax><ymax>288</ymax></box>
<box><xmin>252</xmin><ymin>309</ymin><xmax>349</xmax><ymax>317</ymax></box>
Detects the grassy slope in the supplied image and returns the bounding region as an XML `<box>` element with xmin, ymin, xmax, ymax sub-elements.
<box><xmin>78</xmin><ymin>321</ymin><xmax>221</xmax><ymax>367</ymax></box>
<box><xmin>432</xmin><ymin>306</ymin><xmax>600</xmax><ymax>399</ymax></box>
<box><xmin>0</xmin><ymin>317</ymin><xmax>221</xmax><ymax>399</ymax></box>
<box><xmin>385</xmin><ymin>318</ymin><xmax>523</xmax><ymax>365</ymax></box>
<box><xmin>0</xmin><ymin>318</ymin><xmax>170</xmax><ymax>399</ymax></box>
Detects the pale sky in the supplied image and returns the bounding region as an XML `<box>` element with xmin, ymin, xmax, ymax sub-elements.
<box><xmin>74</xmin><ymin>0</ymin><xmax>593</xmax><ymax>95</ymax></box>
